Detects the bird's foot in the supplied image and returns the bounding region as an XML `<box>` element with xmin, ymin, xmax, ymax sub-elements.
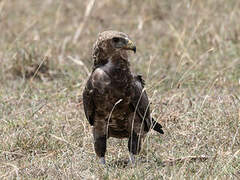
<box><xmin>99</xmin><ymin>157</ymin><xmax>106</xmax><ymax>165</ymax></box>
<box><xmin>129</xmin><ymin>153</ymin><xmax>135</xmax><ymax>164</ymax></box>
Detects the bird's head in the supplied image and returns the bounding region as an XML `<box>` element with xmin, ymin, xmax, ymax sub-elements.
<box><xmin>93</xmin><ymin>30</ymin><xmax>136</xmax><ymax>65</ymax></box>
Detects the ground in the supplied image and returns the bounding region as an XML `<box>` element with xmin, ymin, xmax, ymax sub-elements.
<box><xmin>0</xmin><ymin>0</ymin><xmax>239</xmax><ymax>179</ymax></box>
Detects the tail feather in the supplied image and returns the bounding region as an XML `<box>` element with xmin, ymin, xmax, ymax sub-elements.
<box><xmin>152</xmin><ymin>118</ymin><xmax>164</xmax><ymax>134</ymax></box>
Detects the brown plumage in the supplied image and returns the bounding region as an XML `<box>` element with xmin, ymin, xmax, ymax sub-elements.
<box><xmin>83</xmin><ymin>30</ymin><xmax>164</xmax><ymax>164</ymax></box>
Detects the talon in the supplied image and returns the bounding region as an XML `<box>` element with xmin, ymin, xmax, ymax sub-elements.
<box><xmin>99</xmin><ymin>157</ymin><xmax>106</xmax><ymax>165</ymax></box>
<box><xmin>129</xmin><ymin>153</ymin><xmax>135</xmax><ymax>164</ymax></box>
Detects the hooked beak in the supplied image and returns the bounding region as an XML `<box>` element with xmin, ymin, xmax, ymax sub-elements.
<box><xmin>123</xmin><ymin>39</ymin><xmax>136</xmax><ymax>53</ymax></box>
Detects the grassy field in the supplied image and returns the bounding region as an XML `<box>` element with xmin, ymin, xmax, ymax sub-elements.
<box><xmin>0</xmin><ymin>0</ymin><xmax>240</xmax><ymax>179</ymax></box>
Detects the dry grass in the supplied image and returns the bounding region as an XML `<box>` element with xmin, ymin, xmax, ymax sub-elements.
<box><xmin>0</xmin><ymin>0</ymin><xmax>240</xmax><ymax>179</ymax></box>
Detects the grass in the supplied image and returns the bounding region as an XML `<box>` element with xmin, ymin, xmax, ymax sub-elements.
<box><xmin>0</xmin><ymin>0</ymin><xmax>240</xmax><ymax>179</ymax></box>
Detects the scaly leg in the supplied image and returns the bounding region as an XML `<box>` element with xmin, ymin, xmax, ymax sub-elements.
<box><xmin>128</xmin><ymin>131</ymin><xmax>141</xmax><ymax>164</ymax></box>
<box><xmin>93</xmin><ymin>127</ymin><xmax>107</xmax><ymax>164</ymax></box>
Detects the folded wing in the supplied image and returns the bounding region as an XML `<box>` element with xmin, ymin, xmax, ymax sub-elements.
<box><xmin>130</xmin><ymin>75</ymin><xmax>164</xmax><ymax>134</ymax></box>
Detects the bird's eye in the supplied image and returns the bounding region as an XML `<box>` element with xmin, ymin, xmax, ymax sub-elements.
<box><xmin>112</xmin><ymin>37</ymin><xmax>120</xmax><ymax>43</ymax></box>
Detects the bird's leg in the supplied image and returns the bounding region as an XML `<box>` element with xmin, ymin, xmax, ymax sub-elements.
<box><xmin>128</xmin><ymin>131</ymin><xmax>141</xmax><ymax>164</ymax></box>
<box><xmin>93</xmin><ymin>127</ymin><xmax>107</xmax><ymax>165</ymax></box>
<box><xmin>94</xmin><ymin>135</ymin><xmax>107</xmax><ymax>164</ymax></box>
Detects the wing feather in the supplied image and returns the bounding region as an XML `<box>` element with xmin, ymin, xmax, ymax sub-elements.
<box><xmin>83</xmin><ymin>78</ymin><xmax>95</xmax><ymax>126</ymax></box>
<box><xmin>130</xmin><ymin>75</ymin><xmax>164</xmax><ymax>134</ymax></box>
<box><xmin>82</xmin><ymin>68</ymin><xmax>111</xmax><ymax>126</ymax></box>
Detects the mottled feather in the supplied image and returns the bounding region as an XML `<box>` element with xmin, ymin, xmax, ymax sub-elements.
<box><xmin>82</xmin><ymin>30</ymin><xmax>163</xmax><ymax>164</ymax></box>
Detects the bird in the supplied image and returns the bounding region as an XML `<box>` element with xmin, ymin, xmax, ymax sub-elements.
<box><xmin>82</xmin><ymin>30</ymin><xmax>164</xmax><ymax>164</ymax></box>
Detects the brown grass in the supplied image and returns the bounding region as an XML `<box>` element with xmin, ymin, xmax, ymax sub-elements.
<box><xmin>0</xmin><ymin>0</ymin><xmax>240</xmax><ymax>179</ymax></box>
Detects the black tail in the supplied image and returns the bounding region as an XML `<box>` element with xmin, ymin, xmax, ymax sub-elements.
<box><xmin>152</xmin><ymin>118</ymin><xmax>164</xmax><ymax>134</ymax></box>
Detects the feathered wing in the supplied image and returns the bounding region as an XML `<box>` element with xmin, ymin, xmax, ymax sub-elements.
<box><xmin>82</xmin><ymin>77</ymin><xmax>95</xmax><ymax>126</ymax></box>
<box><xmin>130</xmin><ymin>75</ymin><xmax>164</xmax><ymax>134</ymax></box>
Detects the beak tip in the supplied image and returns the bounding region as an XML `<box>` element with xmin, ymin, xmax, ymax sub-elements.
<box><xmin>133</xmin><ymin>47</ymin><xmax>136</xmax><ymax>53</ymax></box>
